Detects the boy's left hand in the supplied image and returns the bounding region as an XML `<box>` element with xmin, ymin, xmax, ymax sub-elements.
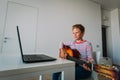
<box><xmin>82</xmin><ymin>61</ymin><xmax>92</xmax><ymax>71</ymax></box>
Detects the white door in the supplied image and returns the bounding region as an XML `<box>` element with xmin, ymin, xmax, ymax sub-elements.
<box><xmin>2</xmin><ymin>2</ymin><xmax>38</xmax><ymax>54</ymax></box>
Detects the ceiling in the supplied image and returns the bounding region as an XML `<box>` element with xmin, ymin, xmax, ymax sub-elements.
<box><xmin>90</xmin><ymin>0</ymin><xmax>120</xmax><ymax>11</ymax></box>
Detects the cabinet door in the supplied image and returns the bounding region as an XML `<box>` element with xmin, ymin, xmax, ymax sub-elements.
<box><xmin>2</xmin><ymin>2</ymin><xmax>38</xmax><ymax>54</ymax></box>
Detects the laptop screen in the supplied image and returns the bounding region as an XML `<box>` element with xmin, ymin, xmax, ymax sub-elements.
<box><xmin>16</xmin><ymin>26</ymin><xmax>56</xmax><ymax>63</ymax></box>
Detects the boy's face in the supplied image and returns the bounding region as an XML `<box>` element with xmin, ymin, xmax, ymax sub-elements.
<box><xmin>72</xmin><ymin>28</ymin><xmax>84</xmax><ymax>40</ymax></box>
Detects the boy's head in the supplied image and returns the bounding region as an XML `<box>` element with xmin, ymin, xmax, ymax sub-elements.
<box><xmin>72</xmin><ymin>24</ymin><xmax>85</xmax><ymax>40</ymax></box>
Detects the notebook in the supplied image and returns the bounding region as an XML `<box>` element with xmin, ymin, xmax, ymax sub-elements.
<box><xmin>16</xmin><ymin>26</ymin><xmax>56</xmax><ymax>63</ymax></box>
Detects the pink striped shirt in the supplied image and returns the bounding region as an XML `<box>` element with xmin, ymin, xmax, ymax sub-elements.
<box><xmin>63</xmin><ymin>40</ymin><xmax>94</xmax><ymax>62</ymax></box>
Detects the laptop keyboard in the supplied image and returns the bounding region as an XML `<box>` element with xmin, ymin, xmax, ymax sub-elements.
<box><xmin>23</xmin><ymin>54</ymin><xmax>54</xmax><ymax>61</ymax></box>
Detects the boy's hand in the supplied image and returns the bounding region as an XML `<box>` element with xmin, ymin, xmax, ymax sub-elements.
<box><xmin>82</xmin><ymin>61</ymin><xmax>92</xmax><ymax>71</ymax></box>
<box><xmin>83</xmin><ymin>64</ymin><xmax>91</xmax><ymax>71</ymax></box>
<box><xmin>59</xmin><ymin>48</ymin><xmax>67</xmax><ymax>59</ymax></box>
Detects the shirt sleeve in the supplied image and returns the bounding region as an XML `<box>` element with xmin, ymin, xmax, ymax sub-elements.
<box><xmin>86</xmin><ymin>42</ymin><xmax>94</xmax><ymax>62</ymax></box>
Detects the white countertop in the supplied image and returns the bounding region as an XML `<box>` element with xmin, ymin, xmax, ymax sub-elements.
<box><xmin>0</xmin><ymin>54</ymin><xmax>75</xmax><ymax>77</ymax></box>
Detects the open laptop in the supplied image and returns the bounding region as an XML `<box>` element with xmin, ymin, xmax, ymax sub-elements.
<box><xmin>16</xmin><ymin>26</ymin><xmax>56</xmax><ymax>63</ymax></box>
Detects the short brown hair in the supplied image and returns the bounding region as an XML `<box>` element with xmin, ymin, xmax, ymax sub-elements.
<box><xmin>72</xmin><ymin>24</ymin><xmax>85</xmax><ymax>33</ymax></box>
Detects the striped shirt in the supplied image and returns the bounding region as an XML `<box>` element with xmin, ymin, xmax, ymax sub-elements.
<box><xmin>62</xmin><ymin>40</ymin><xmax>94</xmax><ymax>62</ymax></box>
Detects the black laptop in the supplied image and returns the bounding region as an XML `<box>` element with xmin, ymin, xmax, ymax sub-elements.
<box><xmin>16</xmin><ymin>26</ymin><xmax>56</xmax><ymax>63</ymax></box>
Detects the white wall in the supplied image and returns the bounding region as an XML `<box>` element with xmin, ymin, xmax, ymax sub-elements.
<box><xmin>102</xmin><ymin>9</ymin><xmax>111</xmax><ymax>27</ymax></box>
<box><xmin>0</xmin><ymin>0</ymin><xmax>102</xmax><ymax>57</ymax></box>
<box><xmin>110</xmin><ymin>8</ymin><xmax>120</xmax><ymax>65</ymax></box>
<box><xmin>36</xmin><ymin>0</ymin><xmax>102</xmax><ymax>56</ymax></box>
<box><xmin>0</xmin><ymin>0</ymin><xmax>7</xmax><ymax>53</ymax></box>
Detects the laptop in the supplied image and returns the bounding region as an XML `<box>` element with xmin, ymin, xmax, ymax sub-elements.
<box><xmin>16</xmin><ymin>26</ymin><xmax>56</xmax><ymax>63</ymax></box>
